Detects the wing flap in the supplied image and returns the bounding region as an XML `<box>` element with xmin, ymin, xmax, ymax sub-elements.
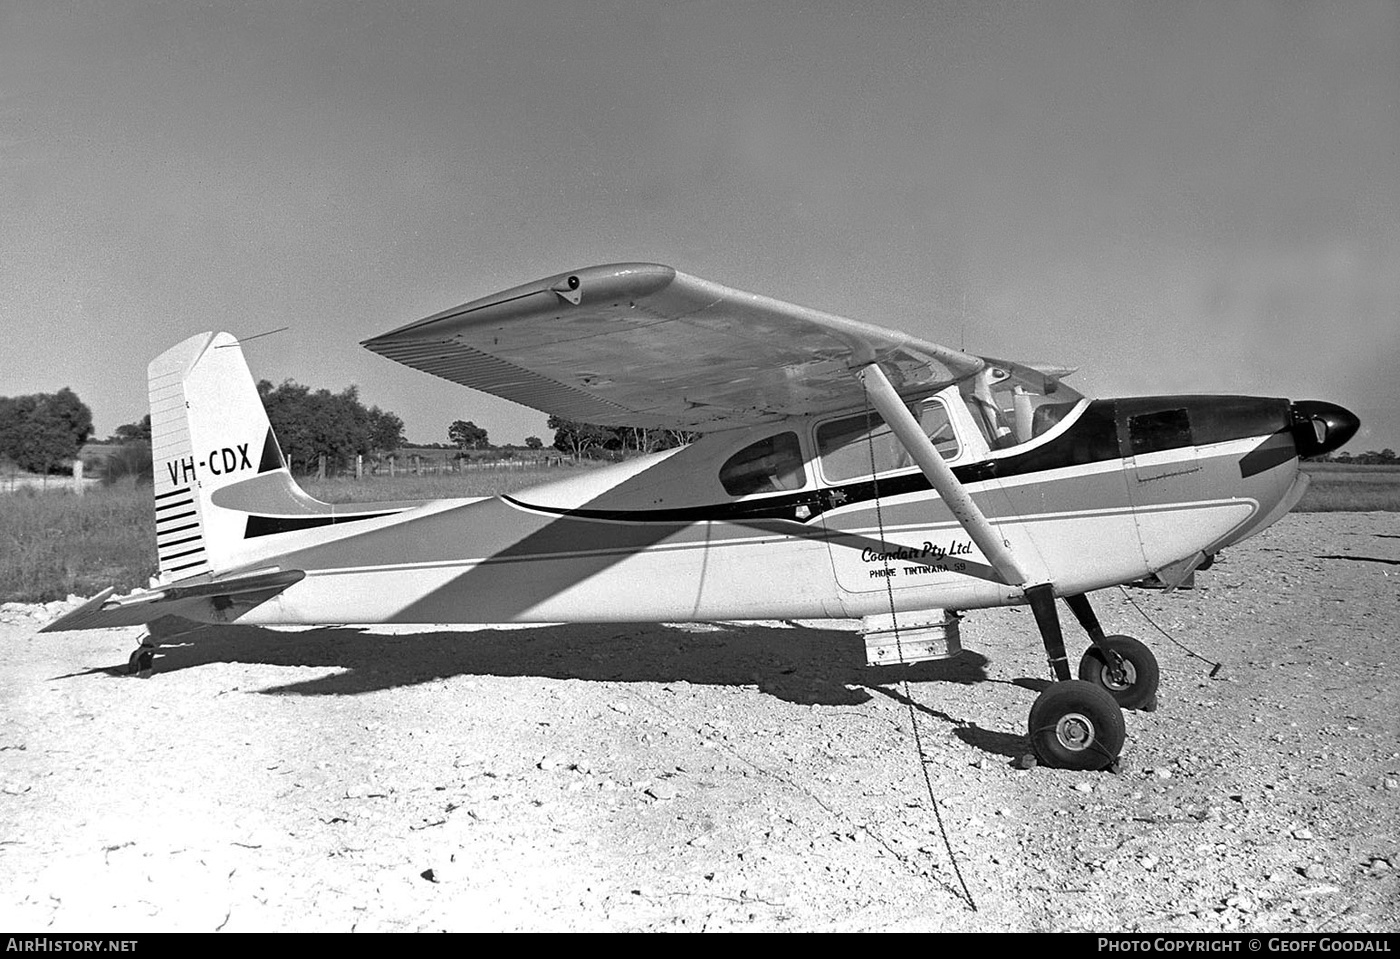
<box><xmin>363</xmin><ymin>264</ymin><xmax>985</xmax><ymax>430</ymax></box>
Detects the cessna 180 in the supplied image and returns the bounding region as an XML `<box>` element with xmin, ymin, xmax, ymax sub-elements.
<box><xmin>45</xmin><ymin>263</ymin><xmax>1359</xmax><ymax>770</ymax></box>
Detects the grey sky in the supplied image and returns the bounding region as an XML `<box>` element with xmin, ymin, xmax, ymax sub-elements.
<box><xmin>3</xmin><ymin>1</ymin><xmax>1396</xmax><ymax>452</ymax></box>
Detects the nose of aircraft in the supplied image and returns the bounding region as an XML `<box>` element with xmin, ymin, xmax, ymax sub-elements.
<box><xmin>1290</xmin><ymin>400</ymin><xmax>1361</xmax><ymax>458</ymax></box>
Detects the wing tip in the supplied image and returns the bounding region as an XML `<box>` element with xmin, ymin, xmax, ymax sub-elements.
<box><xmin>363</xmin><ymin>263</ymin><xmax>679</xmax><ymax>348</ymax></box>
<box><xmin>39</xmin><ymin>587</ymin><xmax>119</xmax><ymax>633</ymax></box>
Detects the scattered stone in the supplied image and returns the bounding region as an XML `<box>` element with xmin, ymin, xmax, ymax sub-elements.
<box><xmin>1292</xmin><ymin>827</ymin><xmax>1314</xmax><ymax>840</ymax></box>
<box><xmin>1073</xmin><ymin>782</ymin><xmax>1093</xmax><ymax>794</ymax></box>
<box><xmin>1302</xmin><ymin>863</ymin><xmax>1328</xmax><ymax>880</ymax></box>
<box><xmin>1012</xmin><ymin>754</ymin><xmax>1036</xmax><ymax>770</ymax></box>
<box><xmin>422</xmin><ymin>856</ymin><xmax>466</xmax><ymax>884</ymax></box>
<box><xmin>1383</xmin><ymin>778</ymin><xmax>1399</xmax><ymax>791</ymax></box>
<box><xmin>647</xmin><ymin>782</ymin><xmax>677</xmax><ymax>801</ymax></box>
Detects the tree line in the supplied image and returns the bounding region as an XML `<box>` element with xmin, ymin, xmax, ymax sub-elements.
<box><xmin>0</xmin><ymin>389</ymin><xmax>94</xmax><ymax>474</ymax></box>
<box><xmin>445</xmin><ymin>417</ymin><xmax>697</xmax><ymax>460</ymax></box>
<box><xmin>546</xmin><ymin>417</ymin><xmax>699</xmax><ymax>460</ymax></box>
<box><xmin>0</xmin><ymin>382</ymin><xmax>699</xmax><ymax>483</ymax></box>
<box><xmin>256</xmin><ymin>380</ymin><xmax>404</xmax><ymax>474</ymax></box>
<box><xmin>0</xmin><ymin>382</ymin><xmax>408</xmax><ymax>481</ymax></box>
<box><xmin>1315</xmin><ymin>449</ymin><xmax>1399</xmax><ymax>466</ymax></box>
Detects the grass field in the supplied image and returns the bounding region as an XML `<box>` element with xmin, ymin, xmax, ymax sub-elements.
<box><xmin>3</xmin><ymin>461</ymin><xmax>1398</xmax><ymax>604</ymax></box>
<box><xmin>0</xmin><ymin>466</ymin><xmax>585</xmax><ymax>604</ymax></box>
<box><xmin>1</xmin><ymin>481</ymin><xmax>157</xmax><ymax>603</ymax></box>
<box><xmin>1296</xmin><ymin>461</ymin><xmax>1400</xmax><ymax>512</ymax></box>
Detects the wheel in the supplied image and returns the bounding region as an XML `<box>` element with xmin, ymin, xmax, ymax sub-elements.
<box><xmin>1027</xmin><ymin>680</ymin><xmax>1125</xmax><ymax>771</ymax></box>
<box><xmin>1078</xmin><ymin>634</ymin><xmax>1159</xmax><ymax>711</ymax></box>
<box><xmin>128</xmin><ymin>647</ymin><xmax>155</xmax><ymax>678</ymax></box>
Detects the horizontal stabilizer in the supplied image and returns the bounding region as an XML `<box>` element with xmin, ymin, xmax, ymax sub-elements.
<box><xmin>41</xmin><ymin>568</ymin><xmax>305</xmax><ymax>633</ymax></box>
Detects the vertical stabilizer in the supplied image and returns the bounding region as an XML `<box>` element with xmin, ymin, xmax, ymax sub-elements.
<box><xmin>148</xmin><ymin>333</ymin><xmax>288</xmax><ymax>582</ymax></box>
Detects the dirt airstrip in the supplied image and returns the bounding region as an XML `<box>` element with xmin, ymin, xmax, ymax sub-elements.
<box><xmin>0</xmin><ymin>512</ymin><xmax>1395</xmax><ymax>932</ymax></box>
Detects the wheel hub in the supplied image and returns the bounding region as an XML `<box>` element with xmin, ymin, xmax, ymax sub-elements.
<box><xmin>1102</xmin><ymin>660</ymin><xmax>1137</xmax><ymax>691</ymax></box>
<box><xmin>1055</xmin><ymin>712</ymin><xmax>1096</xmax><ymax>751</ymax></box>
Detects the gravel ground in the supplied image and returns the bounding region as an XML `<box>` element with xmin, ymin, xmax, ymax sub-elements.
<box><xmin>0</xmin><ymin>511</ymin><xmax>1395</xmax><ymax>932</ymax></box>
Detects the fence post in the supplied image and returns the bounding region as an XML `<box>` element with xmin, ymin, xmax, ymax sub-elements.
<box><xmin>317</xmin><ymin>454</ymin><xmax>326</xmax><ymax>479</ymax></box>
<box><xmin>72</xmin><ymin>459</ymin><xmax>84</xmax><ymax>496</ymax></box>
<box><xmin>356</xmin><ymin>454</ymin><xmax>363</xmax><ymax>480</ymax></box>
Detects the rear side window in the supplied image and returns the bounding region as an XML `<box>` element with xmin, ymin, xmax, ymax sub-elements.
<box><xmin>1128</xmin><ymin>409</ymin><xmax>1192</xmax><ymax>455</ymax></box>
<box><xmin>719</xmin><ymin>432</ymin><xmax>806</xmax><ymax>496</ymax></box>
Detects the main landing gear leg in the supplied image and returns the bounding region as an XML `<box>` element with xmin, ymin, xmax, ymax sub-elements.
<box><xmin>1064</xmin><ymin>592</ymin><xmax>1160</xmax><ymax>713</ymax></box>
<box><xmin>1024</xmin><ymin>584</ymin><xmax>1125</xmax><ymax>772</ymax></box>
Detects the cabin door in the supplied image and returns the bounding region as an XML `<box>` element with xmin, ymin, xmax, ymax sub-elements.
<box><xmin>815</xmin><ymin>397</ymin><xmax>978</xmax><ymax>602</ymax></box>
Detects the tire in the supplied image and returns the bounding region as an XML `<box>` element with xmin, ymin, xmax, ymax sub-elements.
<box><xmin>1027</xmin><ymin>680</ymin><xmax>1125</xmax><ymax>771</ymax></box>
<box><xmin>1078</xmin><ymin>634</ymin><xmax>1160</xmax><ymax>711</ymax></box>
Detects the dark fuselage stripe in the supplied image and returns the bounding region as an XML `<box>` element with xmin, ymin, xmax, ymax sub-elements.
<box><xmin>507</xmin><ymin>396</ymin><xmax>1293</xmax><ymax>525</ymax></box>
<box><xmin>244</xmin><ymin>511</ymin><xmax>400</xmax><ymax>539</ymax></box>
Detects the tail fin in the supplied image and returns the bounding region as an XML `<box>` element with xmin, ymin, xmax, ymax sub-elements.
<box><xmin>148</xmin><ymin>332</ymin><xmax>293</xmax><ymax>582</ymax></box>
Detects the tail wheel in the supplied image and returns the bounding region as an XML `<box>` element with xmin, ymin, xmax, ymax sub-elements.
<box><xmin>1077</xmin><ymin>634</ymin><xmax>1159</xmax><ymax>710</ymax></box>
<box><xmin>127</xmin><ymin>647</ymin><xmax>155</xmax><ymax>678</ymax></box>
<box><xmin>1028</xmin><ymin>680</ymin><xmax>1125</xmax><ymax>771</ymax></box>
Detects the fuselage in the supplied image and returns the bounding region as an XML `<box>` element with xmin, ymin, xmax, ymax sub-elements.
<box><xmin>223</xmin><ymin>391</ymin><xmax>1348</xmax><ymax>627</ymax></box>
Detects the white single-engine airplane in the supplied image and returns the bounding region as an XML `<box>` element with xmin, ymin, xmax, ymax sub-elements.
<box><xmin>46</xmin><ymin>264</ymin><xmax>1359</xmax><ymax>770</ymax></box>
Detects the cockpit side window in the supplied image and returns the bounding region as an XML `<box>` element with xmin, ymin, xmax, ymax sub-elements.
<box><xmin>719</xmin><ymin>431</ymin><xmax>806</xmax><ymax>496</ymax></box>
<box><xmin>817</xmin><ymin>398</ymin><xmax>959</xmax><ymax>483</ymax></box>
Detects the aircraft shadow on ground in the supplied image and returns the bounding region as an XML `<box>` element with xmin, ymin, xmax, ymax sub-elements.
<box><xmin>78</xmin><ymin>620</ymin><xmax>1037</xmax><ymax>758</ymax></box>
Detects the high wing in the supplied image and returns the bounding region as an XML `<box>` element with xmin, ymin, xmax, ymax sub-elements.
<box><xmin>362</xmin><ymin>263</ymin><xmax>986</xmax><ymax>431</ymax></box>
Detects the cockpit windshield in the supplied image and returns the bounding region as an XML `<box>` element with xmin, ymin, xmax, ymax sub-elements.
<box><xmin>957</xmin><ymin>360</ymin><xmax>1084</xmax><ymax>452</ymax></box>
